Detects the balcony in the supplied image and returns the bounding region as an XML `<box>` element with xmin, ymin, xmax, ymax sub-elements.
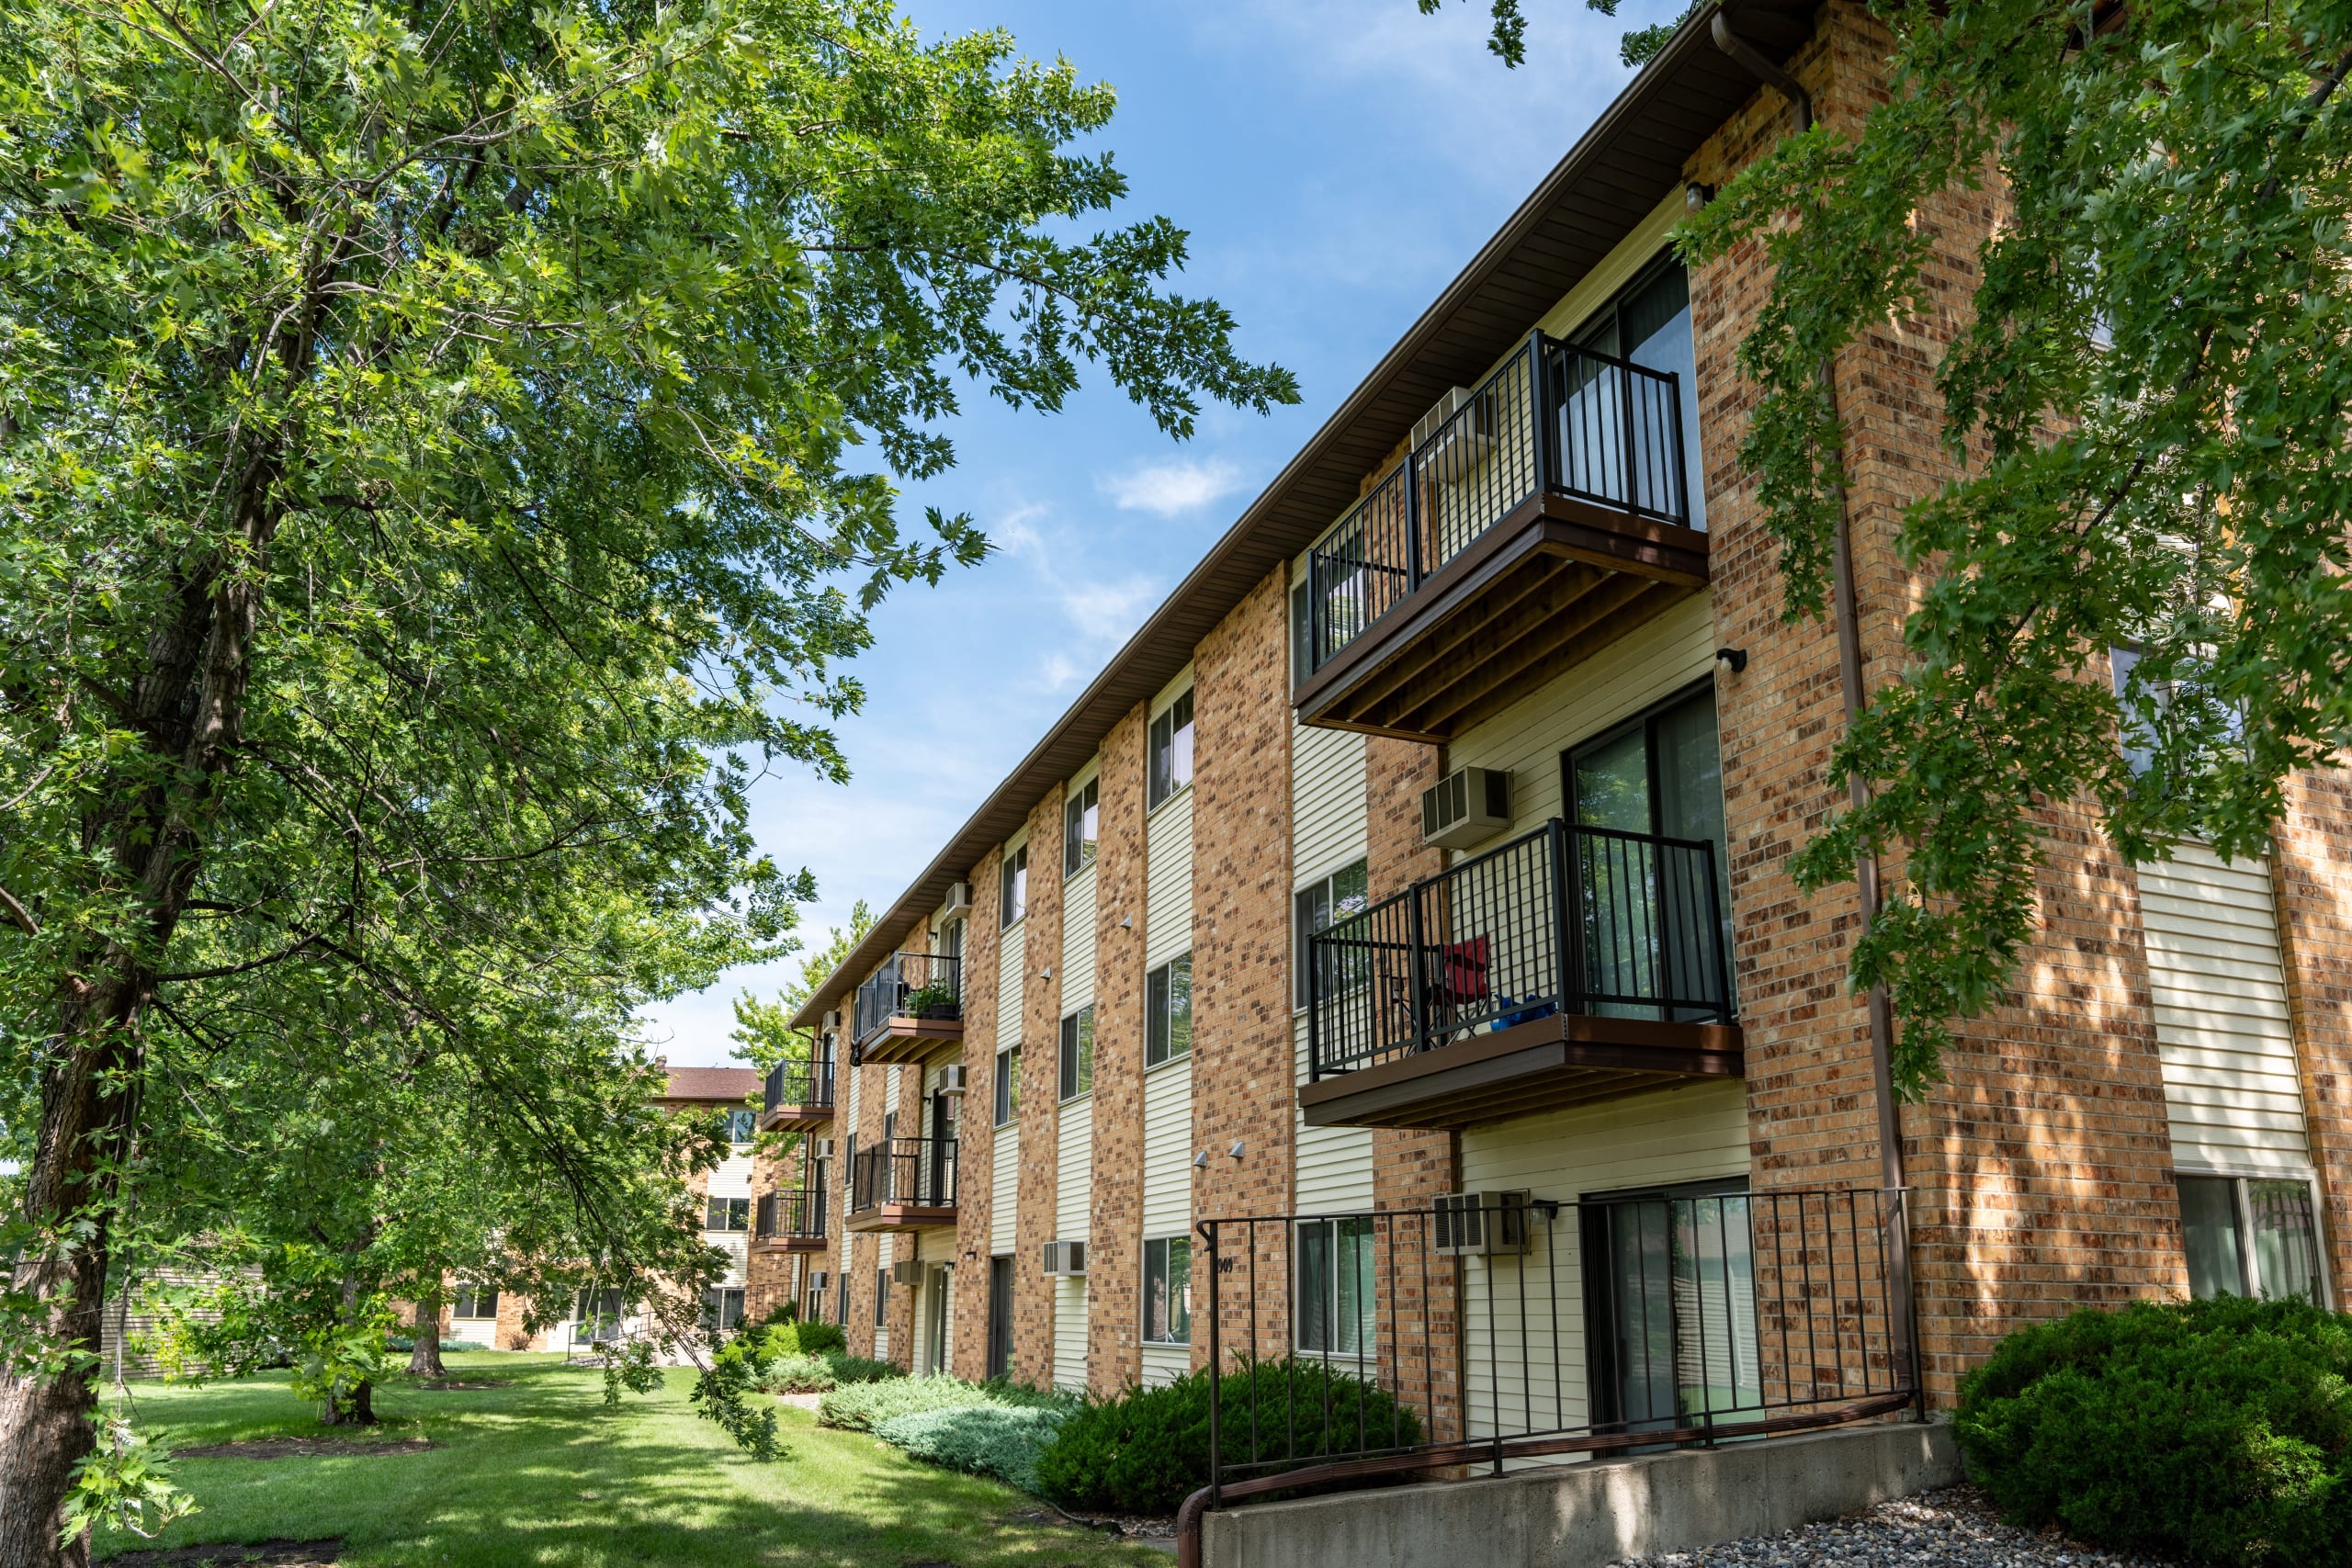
<box><xmin>760</xmin><ymin>1058</ymin><xmax>834</xmax><ymax>1130</ymax></box>
<box><xmin>754</xmin><ymin>1186</ymin><xmax>829</xmax><ymax>1254</ymax></box>
<box><xmin>844</xmin><ymin>1136</ymin><xmax>958</xmax><ymax>1232</ymax></box>
<box><xmin>1297</xmin><ymin>818</ymin><xmax>1742</xmax><ymax>1130</ymax></box>
<box><xmin>851</xmin><ymin>953</ymin><xmax>964</xmax><ymax>1066</ymax></box>
<box><xmin>1295</xmin><ymin>333</ymin><xmax>1708</xmax><ymax>742</ymax></box>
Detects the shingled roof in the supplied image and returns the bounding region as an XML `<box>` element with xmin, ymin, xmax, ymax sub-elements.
<box><xmin>659</xmin><ymin>1066</ymin><xmax>763</xmax><ymax>1103</ymax></box>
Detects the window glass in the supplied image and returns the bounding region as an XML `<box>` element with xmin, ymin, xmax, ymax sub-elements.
<box><xmin>2179</xmin><ymin>1174</ymin><xmax>2324</xmax><ymax>1303</ymax></box>
<box><xmin>1144</xmin><ymin>1236</ymin><xmax>1192</xmax><ymax>1345</ymax></box>
<box><xmin>2250</xmin><ymin>1179</ymin><xmax>2324</xmax><ymax>1303</ymax></box>
<box><xmin>1576</xmin><ymin>260</ymin><xmax>1704</xmax><ymax>530</ymax></box>
<box><xmin>1001</xmin><ymin>845</ymin><xmax>1027</xmax><ymax>927</ymax></box>
<box><xmin>721</xmin><ymin>1108</ymin><xmax>757</xmax><ymax>1145</ymax></box>
<box><xmin>1295</xmin><ymin>1217</ymin><xmax>1376</xmax><ymax>1355</ymax></box>
<box><xmin>1148</xmin><ymin>690</ymin><xmax>1195</xmax><ymax>808</ymax></box>
<box><xmin>702</xmin><ymin>1287</ymin><xmax>745</xmax><ymax>1333</ymax></box>
<box><xmin>1059</xmin><ymin>1006</ymin><xmax>1095</xmax><ymax>1100</ymax></box>
<box><xmin>705</xmin><ymin>1196</ymin><xmax>750</xmax><ymax>1233</ymax></box>
<box><xmin>994</xmin><ymin>1046</ymin><xmax>1020</xmax><ymax>1126</ymax></box>
<box><xmin>453</xmin><ymin>1286</ymin><xmax>499</xmax><ymax>1321</ymax></box>
<box><xmin>2178</xmin><ymin>1174</ymin><xmax>2245</xmax><ymax>1298</ymax></box>
<box><xmin>1065</xmin><ymin>779</ymin><xmax>1101</xmax><ymax>874</ymax></box>
<box><xmin>1147</xmin><ymin>953</ymin><xmax>1193</xmax><ymax>1066</ymax></box>
<box><xmin>874</xmin><ymin>1269</ymin><xmax>888</xmax><ymax>1325</ymax></box>
<box><xmin>1294</xmin><ymin>859</ymin><xmax>1370</xmax><ymax>1007</ymax></box>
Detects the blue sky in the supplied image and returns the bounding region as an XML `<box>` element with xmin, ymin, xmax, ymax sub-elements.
<box><xmin>647</xmin><ymin>0</ymin><xmax>1676</xmax><ymax>1066</ymax></box>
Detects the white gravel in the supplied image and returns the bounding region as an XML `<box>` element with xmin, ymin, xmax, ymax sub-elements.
<box><xmin>1608</xmin><ymin>1486</ymin><xmax>2187</xmax><ymax>1568</ymax></box>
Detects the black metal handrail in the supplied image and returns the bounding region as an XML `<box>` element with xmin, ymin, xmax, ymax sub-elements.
<box><xmin>1196</xmin><ymin>1186</ymin><xmax>1915</xmax><ymax>1510</ymax></box>
<box><xmin>1305</xmin><ymin>333</ymin><xmax>1690</xmax><ymax>674</ymax></box>
<box><xmin>762</xmin><ymin>1057</ymin><xmax>834</xmax><ymax>1114</ymax></box>
<box><xmin>755</xmin><ymin>1185</ymin><xmax>827</xmax><ymax>1242</ymax></box>
<box><xmin>848</xmin><ymin>1135</ymin><xmax>958</xmax><ymax>1212</ymax></box>
<box><xmin>1306</xmin><ymin>818</ymin><xmax>1731</xmax><ymax>1078</ymax></box>
<box><xmin>852</xmin><ymin>951</ymin><xmax>965</xmax><ymax>1053</ymax></box>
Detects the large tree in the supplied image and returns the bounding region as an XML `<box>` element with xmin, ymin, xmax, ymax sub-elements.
<box><xmin>0</xmin><ymin>0</ymin><xmax>1295</xmax><ymax>1556</ymax></box>
<box><xmin>1441</xmin><ymin>0</ymin><xmax>2352</xmax><ymax>1096</ymax></box>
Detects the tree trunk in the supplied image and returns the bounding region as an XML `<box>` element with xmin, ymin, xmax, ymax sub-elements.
<box><xmin>409</xmin><ymin>1285</ymin><xmax>446</xmax><ymax>1380</ymax></box>
<box><xmin>346</xmin><ymin>1380</ymin><xmax>374</xmax><ymax>1426</ymax></box>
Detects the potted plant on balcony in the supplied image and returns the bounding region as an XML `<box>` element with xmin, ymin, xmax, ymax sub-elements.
<box><xmin>901</xmin><ymin>980</ymin><xmax>958</xmax><ymax>1021</ymax></box>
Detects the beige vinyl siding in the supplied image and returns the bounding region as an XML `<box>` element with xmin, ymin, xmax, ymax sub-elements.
<box><xmin>1456</xmin><ymin>1078</ymin><xmax>1750</xmax><ymax>1459</ymax></box>
<box><xmin>1062</xmin><ymin>863</ymin><xmax>1097</xmax><ymax>1013</ymax></box>
<box><xmin>708</xmin><ymin>1148</ymin><xmax>755</xmax><ymax>1287</ymax></box>
<box><xmin>1142</xmin><ymin>1057</ymin><xmax>1193</xmax><ymax>1240</ymax></box>
<box><xmin>999</xmin><ymin>834</ymin><xmax>1028</xmax><ymax>1039</ymax></box>
<box><xmin>1291</xmin><ymin>717</ymin><xmax>1374</xmax><ymax>1214</ymax></box>
<box><xmin>991</xmin><ymin>1123</ymin><xmax>1020</xmax><ymax>1255</ymax></box>
<box><xmin>1444</xmin><ymin>593</ymin><xmax>1716</xmax><ymax>854</ymax></box>
<box><xmin>1145</xmin><ymin>792</ymin><xmax>1193</xmax><ymax>970</ymax></box>
<box><xmin>1057</xmin><ymin>1097</ymin><xmax>1092</xmax><ymax>1240</ymax></box>
<box><xmin>2138</xmin><ymin>845</ymin><xmax>2313</xmax><ymax>1176</ymax></box>
<box><xmin>1054</xmin><ymin>1276</ymin><xmax>1089</xmax><ymax>1391</ymax></box>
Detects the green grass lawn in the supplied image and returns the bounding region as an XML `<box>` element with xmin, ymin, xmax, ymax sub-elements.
<box><xmin>94</xmin><ymin>1353</ymin><xmax>1168</xmax><ymax>1567</ymax></box>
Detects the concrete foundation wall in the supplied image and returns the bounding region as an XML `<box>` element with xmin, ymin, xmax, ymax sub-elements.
<box><xmin>1200</xmin><ymin>1420</ymin><xmax>1961</xmax><ymax>1568</ymax></box>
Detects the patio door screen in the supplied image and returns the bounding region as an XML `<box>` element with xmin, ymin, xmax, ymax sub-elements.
<box><xmin>1581</xmin><ymin>1179</ymin><xmax>1761</xmax><ymax>1434</ymax></box>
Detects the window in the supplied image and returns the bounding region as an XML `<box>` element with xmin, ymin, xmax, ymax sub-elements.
<box><xmin>705</xmin><ymin>1196</ymin><xmax>750</xmax><ymax>1233</ymax></box>
<box><xmin>2109</xmin><ymin>644</ymin><xmax>2245</xmax><ymax>779</ymax></box>
<box><xmin>1571</xmin><ymin>257</ymin><xmax>1704</xmax><ymax>529</ymax></box>
<box><xmin>836</xmin><ymin>1271</ymin><xmax>850</xmax><ymax>1328</ymax></box>
<box><xmin>994</xmin><ymin>1046</ymin><xmax>1020</xmax><ymax>1126</ymax></box>
<box><xmin>1581</xmin><ymin>1179</ymin><xmax>1759</xmax><ymax>1434</ymax></box>
<box><xmin>2178</xmin><ymin>1174</ymin><xmax>2324</xmax><ymax>1303</ymax></box>
<box><xmin>1001</xmin><ymin>845</ymin><xmax>1028</xmax><ymax>927</ymax></box>
<box><xmin>453</xmin><ymin>1285</ymin><xmax>499</xmax><ymax>1321</ymax></box>
<box><xmin>1147</xmin><ymin>953</ymin><xmax>1193</xmax><ymax>1066</ymax></box>
<box><xmin>1065</xmin><ymin>778</ymin><xmax>1101</xmax><ymax>874</ymax></box>
<box><xmin>1295</xmin><ymin>1218</ymin><xmax>1375</xmax><ymax>1355</ymax></box>
<box><xmin>1148</xmin><ymin>690</ymin><xmax>1194</xmax><ymax>808</ymax></box>
<box><xmin>1143</xmin><ymin>1236</ymin><xmax>1192</xmax><ymax>1345</ymax></box>
<box><xmin>1058</xmin><ymin>1006</ymin><xmax>1095</xmax><ymax>1100</ymax></box>
<box><xmin>720</xmin><ymin>1107</ymin><xmax>757</xmax><ymax>1145</ymax></box>
<box><xmin>874</xmin><ymin>1269</ymin><xmax>889</xmax><ymax>1326</ymax></box>
<box><xmin>702</xmin><ymin>1287</ymin><xmax>745</xmax><ymax>1333</ymax></box>
<box><xmin>1294</xmin><ymin>859</ymin><xmax>1370</xmax><ymax>1007</ymax></box>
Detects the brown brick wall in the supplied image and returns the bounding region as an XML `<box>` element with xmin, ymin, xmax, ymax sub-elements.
<box><xmin>1690</xmin><ymin>0</ymin><xmax>2184</xmax><ymax>1403</ymax></box>
<box><xmin>1088</xmin><ymin>705</ymin><xmax>1151</xmax><ymax>1391</ymax></box>
<box><xmin>951</xmin><ymin>849</ymin><xmax>1005</xmax><ymax>1378</ymax></box>
<box><xmin>744</xmin><ymin>1141</ymin><xmax>794</xmax><ymax>1324</ymax></box>
<box><xmin>1013</xmin><ymin>790</ymin><xmax>1066</xmax><ymax>1384</ymax></box>
<box><xmin>1190</xmin><ymin>569</ymin><xmax>1297</xmax><ymax>1368</ymax></box>
<box><xmin>2271</xmin><ymin>770</ymin><xmax>2352</xmax><ymax>1306</ymax></box>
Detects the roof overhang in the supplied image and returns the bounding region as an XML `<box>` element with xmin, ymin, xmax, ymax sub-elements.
<box><xmin>790</xmin><ymin>0</ymin><xmax>1815</xmax><ymax>1029</ymax></box>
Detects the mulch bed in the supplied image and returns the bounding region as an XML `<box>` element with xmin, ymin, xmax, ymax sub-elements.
<box><xmin>99</xmin><ymin>1540</ymin><xmax>340</xmax><ymax>1567</ymax></box>
<box><xmin>170</xmin><ymin>1437</ymin><xmax>435</xmax><ymax>1461</ymax></box>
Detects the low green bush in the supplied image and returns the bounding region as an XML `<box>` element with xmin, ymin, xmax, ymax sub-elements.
<box><xmin>755</xmin><ymin>1352</ymin><xmax>836</xmax><ymax>1393</ymax></box>
<box><xmin>1955</xmin><ymin>1295</ymin><xmax>2352</xmax><ymax>1567</ymax></box>
<box><xmin>876</xmin><ymin>1403</ymin><xmax>1069</xmax><ymax>1493</ymax></box>
<box><xmin>819</xmin><ymin>1372</ymin><xmax>991</xmax><ymax>1432</ymax></box>
<box><xmin>1035</xmin><ymin>1359</ymin><xmax>1422</xmax><ymax>1516</ymax></box>
<box><xmin>752</xmin><ymin>1320</ymin><xmax>843</xmax><ymax>1358</ymax></box>
<box><xmin>820</xmin><ymin>1349</ymin><xmax>901</xmax><ymax>1385</ymax></box>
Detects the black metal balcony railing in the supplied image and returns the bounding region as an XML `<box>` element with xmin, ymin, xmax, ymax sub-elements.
<box><xmin>1305</xmin><ymin>333</ymin><xmax>1690</xmax><ymax>674</ymax></box>
<box><xmin>1306</xmin><ymin>818</ymin><xmax>1732</xmax><ymax>1078</ymax></box>
<box><xmin>852</xmin><ymin>952</ymin><xmax>965</xmax><ymax>1053</ymax></box>
<box><xmin>762</xmin><ymin>1057</ymin><xmax>834</xmax><ymax>1115</ymax></box>
<box><xmin>849</xmin><ymin>1135</ymin><xmax>958</xmax><ymax>1213</ymax></box>
<box><xmin>755</xmin><ymin>1185</ymin><xmax>827</xmax><ymax>1243</ymax></box>
<box><xmin>1193</xmin><ymin>1187</ymin><xmax>1916</xmax><ymax>1515</ymax></box>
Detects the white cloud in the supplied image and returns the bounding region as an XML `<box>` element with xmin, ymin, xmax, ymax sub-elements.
<box><xmin>1097</xmin><ymin>456</ymin><xmax>1247</xmax><ymax>517</ymax></box>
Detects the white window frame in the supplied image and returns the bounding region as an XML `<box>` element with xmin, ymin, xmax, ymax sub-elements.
<box><xmin>1146</xmin><ymin>952</ymin><xmax>1193</xmax><ymax>1068</ymax></box>
<box><xmin>1148</xmin><ymin>690</ymin><xmax>1195</xmax><ymax>811</ymax></box>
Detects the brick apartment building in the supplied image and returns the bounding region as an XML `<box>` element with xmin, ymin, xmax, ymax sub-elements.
<box><xmin>744</xmin><ymin>0</ymin><xmax>2346</xmax><ymax>1493</ymax></box>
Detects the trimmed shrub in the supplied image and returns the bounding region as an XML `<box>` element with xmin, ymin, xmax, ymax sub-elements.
<box><xmin>820</xmin><ymin>1349</ymin><xmax>901</xmax><ymax>1385</ymax></box>
<box><xmin>756</xmin><ymin>1320</ymin><xmax>843</xmax><ymax>1358</ymax></box>
<box><xmin>1035</xmin><ymin>1359</ymin><xmax>1422</xmax><ymax>1516</ymax></box>
<box><xmin>1955</xmin><ymin>1295</ymin><xmax>2352</xmax><ymax>1567</ymax></box>
<box><xmin>820</xmin><ymin>1373</ymin><xmax>991</xmax><ymax>1432</ymax></box>
<box><xmin>876</xmin><ymin>1403</ymin><xmax>1069</xmax><ymax>1493</ymax></box>
<box><xmin>756</xmin><ymin>1352</ymin><xmax>837</xmax><ymax>1393</ymax></box>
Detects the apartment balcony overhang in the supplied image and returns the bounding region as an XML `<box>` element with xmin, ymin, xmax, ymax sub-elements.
<box><xmin>753</xmin><ymin>1189</ymin><xmax>829</xmax><ymax>1254</ymax></box>
<box><xmin>758</xmin><ymin>1060</ymin><xmax>835</xmax><ymax>1131</ymax></box>
<box><xmin>843</xmin><ymin>1136</ymin><xmax>958</xmax><ymax>1233</ymax></box>
<box><xmin>851</xmin><ymin>952</ymin><xmax>966</xmax><ymax>1067</ymax></box>
<box><xmin>1298</xmin><ymin>818</ymin><xmax>1741</xmax><ymax>1131</ymax></box>
<box><xmin>1294</xmin><ymin>333</ymin><xmax>1707</xmax><ymax>743</ymax></box>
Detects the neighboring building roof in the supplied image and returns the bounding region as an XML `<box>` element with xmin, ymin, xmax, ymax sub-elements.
<box><xmin>659</xmin><ymin>1066</ymin><xmax>762</xmax><ymax>1102</ymax></box>
<box><xmin>790</xmin><ymin>0</ymin><xmax>1814</xmax><ymax>1030</ymax></box>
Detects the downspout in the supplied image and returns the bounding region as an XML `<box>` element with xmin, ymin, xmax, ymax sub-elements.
<box><xmin>1713</xmin><ymin>13</ymin><xmax>1921</xmax><ymax>1405</ymax></box>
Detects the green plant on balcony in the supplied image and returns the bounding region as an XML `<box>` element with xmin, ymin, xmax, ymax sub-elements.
<box><xmin>901</xmin><ymin>980</ymin><xmax>958</xmax><ymax>1020</ymax></box>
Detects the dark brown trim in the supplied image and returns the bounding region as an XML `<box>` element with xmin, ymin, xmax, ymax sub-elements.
<box><xmin>853</xmin><ymin>1018</ymin><xmax>966</xmax><ymax>1067</ymax></box>
<box><xmin>843</xmin><ymin>1204</ymin><xmax>959</xmax><ymax>1234</ymax></box>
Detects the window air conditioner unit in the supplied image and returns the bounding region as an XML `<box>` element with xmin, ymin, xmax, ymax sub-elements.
<box><xmin>810</xmin><ymin>1137</ymin><xmax>834</xmax><ymax>1161</ymax></box>
<box><xmin>822</xmin><ymin>1009</ymin><xmax>841</xmax><ymax>1032</ymax></box>
<box><xmin>1041</xmin><ymin>1239</ymin><xmax>1089</xmax><ymax>1277</ymax></box>
<box><xmin>1410</xmin><ymin>385</ymin><xmax>1498</xmax><ymax>464</ymax></box>
<box><xmin>1421</xmin><ymin>767</ymin><xmax>1512</xmax><ymax>850</ymax></box>
<box><xmin>1433</xmin><ymin>1191</ymin><xmax>1533</xmax><ymax>1257</ymax></box>
<box><xmin>935</xmin><ymin>1064</ymin><xmax>967</xmax><ymax>1096</ymax></box>
<box><xmin>943</xmin><ymin>881</ymin><xmax>973</xmax><ymax>919</ymax></box>
<box><xmin>891</xmin><ymin>1259</ymin><xmax>925</xmax><ymax>1287</ymax></box>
